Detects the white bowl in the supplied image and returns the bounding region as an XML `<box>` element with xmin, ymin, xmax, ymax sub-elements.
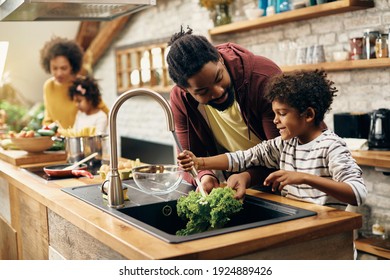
<box><xmin>244</xmin><ymin>8</ymin><xmax>264</xmax><ymax>20</ymax></box>
<box><xmin>333</xmin><ymin>51</ymin><xmax>350</xmax><ymax>61</ymax></box>
<box><xmin>132</xmin><ymin>164</ymin><xmax>183</xmax><ymax>195</ymax></box>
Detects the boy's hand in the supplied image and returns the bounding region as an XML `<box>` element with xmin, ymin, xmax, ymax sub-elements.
<box><xmin>227</xmin><ymin>172</ymin><xmax>251</xmax><ymax>200</ymax></box>
<box><xmin>177</xmin><ymin>150</ymin><xmax>197</xmax><ymax>171</ymax></box>
<box><xmin>264</xmin><ymin>170</ymin><xmax>304</xmax><ymax>192</ymax></box>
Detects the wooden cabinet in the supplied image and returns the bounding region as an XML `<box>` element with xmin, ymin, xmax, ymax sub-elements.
<box><xmin>0</xmin><ymin>177</ymin><xmax>17</xmax><ymax>259</ymax></box>
<box><xmin>0</xmin><ymin>175</ymin><xmax>49</xmax><ymax>260</ymax></box>
<box><xmin>0</xmin><ymin>216</ymin><xmax>18</xmax><ymax>260</ymax></box>
<box><xmin>11</xmin><ymin>186</ymin><xmax>49</xmax><ymax>260</ymax></box>
<box><xmin>209</xmin><ymin>0</ymin><xmax>374</xmax><ymax>36</ymax></box>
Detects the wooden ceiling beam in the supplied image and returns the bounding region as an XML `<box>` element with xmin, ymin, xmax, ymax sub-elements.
<box><xmin>75</xmin><ymin>21</ymin><xmax>101</xmax><ymax>51</ymax></box>
<box><xmin>80</xmin><ymin>16</ymin><xmax>131</xmax><ymax>74</ymax></box>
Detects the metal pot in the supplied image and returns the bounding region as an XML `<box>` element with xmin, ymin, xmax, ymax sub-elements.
<box><xmin>65</xmin><ymin>135</ymin><xmax>106</xmax><ymax>166</ymax></box>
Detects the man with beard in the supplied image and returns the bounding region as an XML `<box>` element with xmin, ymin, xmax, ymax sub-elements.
<box><xmin>167</xmin><ymin>26</ymin><xmax>281</xmax><ymax>194</ymax></box>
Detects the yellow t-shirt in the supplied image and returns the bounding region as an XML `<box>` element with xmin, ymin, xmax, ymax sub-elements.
<box><xmin>42</xmin><ymin>78</ymin><xmax>77</xmax><ymax>129</ymax></box>
<box><xmin>204</xmin><ymin>100</ymin><xmax>261</xmax><ymax>152</ymax></box>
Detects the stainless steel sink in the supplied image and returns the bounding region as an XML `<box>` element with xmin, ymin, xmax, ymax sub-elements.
<box><xmin>61</xmin><ymin>181</ymin><xmax>317</xmax><ymax>243</ymax></box>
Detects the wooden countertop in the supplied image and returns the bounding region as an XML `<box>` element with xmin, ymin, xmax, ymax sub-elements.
<box><xmin>0</xmin><ymin>158</ymin><xmax>362</xmax><ymax>260</ymax></box>
<box><xmin>355</xmin><ymin>237</ymin><xmax>390</xmax><ymax>259</ymax></box>
<box><xmin>0</xmin><ymin>148</ymin><xmax>67</xmax><ymax>166</ymax></box>
<box><xmin>351</xmin><ymin>150</ymin><xmax>390</xmax><ymax>169</ymax></box>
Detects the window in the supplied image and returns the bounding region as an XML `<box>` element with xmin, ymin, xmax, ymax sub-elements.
<box><xmin>115</xmin><ymin>43</ymin><xmax>172</xmax><ymax>94</ymax></box>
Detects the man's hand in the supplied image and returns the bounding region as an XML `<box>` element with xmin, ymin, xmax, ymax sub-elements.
<box><xmin>199</xmin><ymin>174</ymin><xmax>220</xmax><ymax>194</ymax></box>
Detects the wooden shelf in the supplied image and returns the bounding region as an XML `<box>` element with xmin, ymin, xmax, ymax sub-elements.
<box><xmin>209</xmin><ymin>0</ymin><xmax>374</xmax><ymax>36</ymax></box>
<box><xmin>281</xmin><ymin>58</ymin><xmax>390</xmax><ymax>72</ymax></box>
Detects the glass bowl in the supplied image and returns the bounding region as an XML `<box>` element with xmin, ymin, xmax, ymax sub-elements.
<box><xmin>132</xmin><ymin>164</ymin><xmax>183</xmax><ymax>195</ymax></box>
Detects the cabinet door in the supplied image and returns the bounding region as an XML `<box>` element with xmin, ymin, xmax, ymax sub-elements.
<box><xmin>10</xmin><ymin>186</ymin><xmax>49</xmax><ymax>260</ymax></box>
<box><xmin>0</xmin><ymin>216</ymin><xmax>18</xmax><ymax>259</ymax></box>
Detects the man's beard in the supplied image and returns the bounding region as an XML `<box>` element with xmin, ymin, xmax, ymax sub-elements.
<box><xmin>207</xmin><ymin>85</ymin><xmax>235</xmax><ymax>111</ymax></box>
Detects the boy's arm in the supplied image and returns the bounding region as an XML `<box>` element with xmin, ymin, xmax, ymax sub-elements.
<box><xmin>197</xmin><ymin>154</ymin><xmax>229</xmax><ymax>170</ymax></box>
<box><xmin>264</xmin><ymin>171</ymin><xmax>359</xmax><ymax>205</ymax></box>
<box><xmin>177</xmin><ymin>151</ymin><xmax>229</xmax><ymax>171</ymax></box>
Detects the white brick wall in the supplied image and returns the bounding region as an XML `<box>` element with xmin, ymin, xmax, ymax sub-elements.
<box><xmin>94</xmin><ymin>0</ymin><xmax>390</xmax><ymax>236</ymax></box>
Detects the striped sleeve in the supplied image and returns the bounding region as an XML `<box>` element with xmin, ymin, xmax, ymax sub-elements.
<box><xmin>327</xmin><ymin>138</ymin><xmax>367</xmax><ymax>206</ymax></box>
<box><xmin>225</xmin><ymin>137</ymin><xmax>282</xmax><ymax>172</ymax></box>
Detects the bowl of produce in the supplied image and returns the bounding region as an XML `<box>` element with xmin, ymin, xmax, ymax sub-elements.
<box><xmin>132</xmin><ymin>164</ymin><xmax>183</xmax><ymax>195</ymax></box>
<box><xmin>244</xmin><ymin>8</ymin><xmax>264</xmax><ymax>20</ymax></box>
<box><xmin>333</xmin><ymin>51</ymin><xmax>350</xmax><ymax>61</ymax></box>
<box><xmin>11</xmin><ymin>135</ymin><xmax>54</xmax><ymax>153</ymax></box>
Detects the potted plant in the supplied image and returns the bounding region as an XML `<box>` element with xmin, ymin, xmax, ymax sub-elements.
<box><xmin>199</xmin><ymin>0</ymin><xmax>234</xmax><ymax>26</ymax></box>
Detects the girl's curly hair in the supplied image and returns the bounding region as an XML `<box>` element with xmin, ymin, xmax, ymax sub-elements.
<box><xmin>40</xmin><ymin>36</ymin><xmax>84</xmax><ymax>75</ymax></box>
<box><xmin>68</xmin><ymin>76</ymin><xmax>102</xmax><ymax>108</ymax></box>
<box><xmin>264</xmin><ymin>69</ymin><xmax>338</xmax><ymax>126</ymax></box>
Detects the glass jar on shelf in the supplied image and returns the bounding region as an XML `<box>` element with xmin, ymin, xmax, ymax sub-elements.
<box><xmin>363</xmin><ymin>29</ymin><xmax>380</xmax><ymax>59</ymax></box>
<box><xmin>375</xmin><ymin>33</ymin><xmax>388</xmax><ymax>59</ymax></box>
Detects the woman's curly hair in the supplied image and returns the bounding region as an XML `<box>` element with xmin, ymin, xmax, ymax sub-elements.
<box><xmin>166</xmin><ymin>26</ymin><xmax>220</xmax><ymax>88</ymax></box>
<box><xmin>68</xmin><ymin>76</ymin><xmax>102</xmax><ymax>108</ymax></box>
<box><xmin>264</xmin><ymin>69</ymin><xmax>338</xmax><ymax>126</ymax></box>
<box><xmin>40</xmin><ymin>36</ymin><xmax>84</xmax><ymax>75</ymax></box>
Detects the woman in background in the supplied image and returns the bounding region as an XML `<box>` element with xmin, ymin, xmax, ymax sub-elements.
<box><xmin>40</xmin><ymin>36</ymin><xmax>109</xmax><ymax>129</ymax></box>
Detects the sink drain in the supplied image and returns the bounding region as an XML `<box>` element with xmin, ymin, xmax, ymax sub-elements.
<box><xmin>162</xmin><ymin>205</ymin><xmax>172</xmax><ymax>216</ymax></box>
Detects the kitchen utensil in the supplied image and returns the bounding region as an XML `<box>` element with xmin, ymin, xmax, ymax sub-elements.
<box><xmin>333</xmin><ymin>112</ymin><xmax>370</xmax><ymax>139</ymax></box>
<box><xmin>62</xmin><ymin>152</ymin><xmax>98</xmax><ymax>170</ymax></box>
<box><xmin>43</xmin><ymin>163</ymin><xmax>93</xmax><ymax>178</ymax></box>
<box><xmin>132</xmin><ymin>164</ymin><xmax>183</xmax><ymax>195</ymax></box>
<box><xmin>172</xmin><ymin>131</ymin><xmax>207</xmax><ymax>197</ymax></box>
<box><xmin>64</xmin><ymin>135</ymin><xmax>105</xmax><ymax>165</ymax></box>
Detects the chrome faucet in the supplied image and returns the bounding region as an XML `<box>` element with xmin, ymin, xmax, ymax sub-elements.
<box><xmin>106</xmin><ymin>88</ymin><xmax>175</xmax><ymax>208</ymax></box>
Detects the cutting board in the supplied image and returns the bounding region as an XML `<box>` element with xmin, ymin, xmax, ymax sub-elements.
<box><xmin>0</xmin><ymin>149</ymin><xmax>67</xmax><ymax>166</ymax></box>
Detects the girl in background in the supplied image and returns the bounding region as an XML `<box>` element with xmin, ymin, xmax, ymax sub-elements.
<box><xmin>68</xmin><ymin>76</ymin><xmax>107</xmax><ymax>134</ymax></box>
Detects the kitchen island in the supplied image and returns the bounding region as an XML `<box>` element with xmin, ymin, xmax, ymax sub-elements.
<box><xmin>0</xmin><ymin>152</ymin><xmax>362</xmax><ymax>260</ymax></box>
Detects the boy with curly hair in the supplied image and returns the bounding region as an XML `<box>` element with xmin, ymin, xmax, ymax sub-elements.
<box><xmin>178</xmin><ymin>70</ymin><xmax>367</xmax><ymax>209</ymax></box>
